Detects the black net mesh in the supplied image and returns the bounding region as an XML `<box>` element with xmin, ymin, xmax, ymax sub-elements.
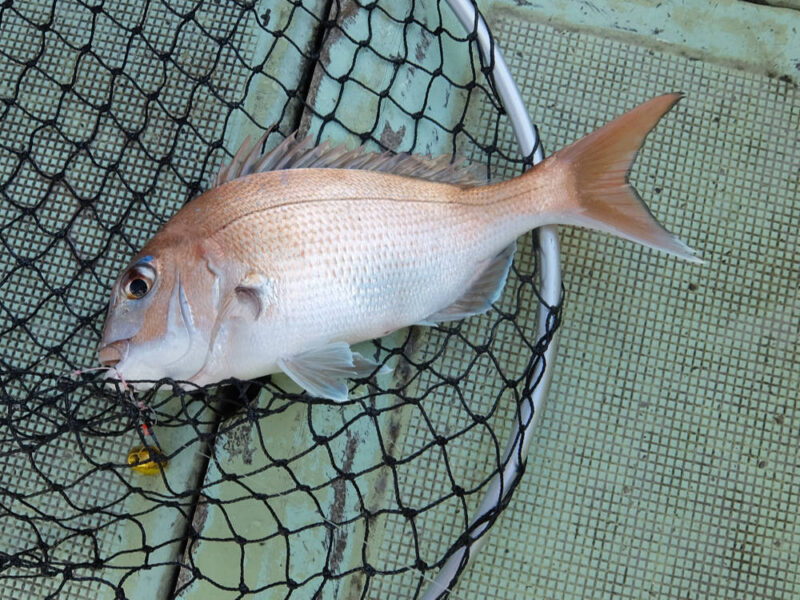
<box><xmin>0</xmin><ymin>1</ymin><xmax>560</xmax><ymax>598</ymax></box>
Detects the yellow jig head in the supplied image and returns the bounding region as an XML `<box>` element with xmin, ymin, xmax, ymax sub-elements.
<box><xmin>127</xmin><ymin>422</ymin><xmax>168</xmax><ymax>475</ymax></box>
<box><xmin>127</xmin><ymin>445</ymin><xmax>168</xmax><ymax>475</ymax></box>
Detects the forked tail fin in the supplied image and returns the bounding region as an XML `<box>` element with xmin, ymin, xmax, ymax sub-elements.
<box><xmin>550</xmin><ymin>93</ymin><xmax>702</xmax><ymax>263</ymax></box>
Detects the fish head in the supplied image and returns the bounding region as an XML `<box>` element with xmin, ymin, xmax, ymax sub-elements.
<box><xmin>98</xmin><ymin>238</ymin><xmax>215</xmax><ymax>387</ymax></box>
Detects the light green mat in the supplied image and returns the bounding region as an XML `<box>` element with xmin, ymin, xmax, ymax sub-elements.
<box><xmin>457</xmin><ymin>6</ymin><xmax>799</xmax><ymax>599</ymax></box>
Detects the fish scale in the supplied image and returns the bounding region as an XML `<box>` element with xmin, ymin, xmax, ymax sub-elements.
<box><xmin>207</xmin><ymin>175</ymin><xmax>499</xmax><ymax>346</ymax></box>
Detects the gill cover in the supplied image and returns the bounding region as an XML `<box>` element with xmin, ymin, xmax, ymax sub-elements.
<box><xmin>100</xmin><ymin>252</ymin><xmax>209</xmax><ymax>385</ymax></box>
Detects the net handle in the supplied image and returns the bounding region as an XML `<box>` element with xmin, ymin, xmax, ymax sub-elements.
<box><xmin>421</xmin><ymin>2</ymin><xmax>562</xmax><ymax>597</ymax></box>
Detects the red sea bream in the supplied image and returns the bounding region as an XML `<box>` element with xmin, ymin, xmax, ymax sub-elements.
<box><xmin>98</xmin><ymin>94</ymin><xmax>699</xmax><ymax>401</ymax></box>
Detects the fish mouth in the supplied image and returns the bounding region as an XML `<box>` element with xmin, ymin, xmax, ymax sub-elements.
<box><xmin>98</xmin><ymin>340</ymin><xmax>129</xmax><ymax>368</ymax></box>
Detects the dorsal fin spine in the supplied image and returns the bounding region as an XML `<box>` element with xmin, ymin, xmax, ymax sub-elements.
<box><xmin>212</xmin><ymin>128</ymin><xmax>485</xmax><ymax>187</ymax></box>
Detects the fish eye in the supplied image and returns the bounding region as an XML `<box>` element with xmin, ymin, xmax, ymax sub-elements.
<box><xmin>122</xmin><ymin>264</ymin><xmax>156</xmax><ymax>300</ymax></box>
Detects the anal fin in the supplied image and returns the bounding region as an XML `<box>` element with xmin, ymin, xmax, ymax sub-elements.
<box><xmin>421</xmin><ymin>242</ymin><xmax>516</xmax><ymax>325</ymax></box>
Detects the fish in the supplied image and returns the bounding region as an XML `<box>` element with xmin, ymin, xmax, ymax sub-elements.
<box><xmin>98</xmin><ymin>93</ymin><xmax>700</xmax><ymax>402</ymax></box>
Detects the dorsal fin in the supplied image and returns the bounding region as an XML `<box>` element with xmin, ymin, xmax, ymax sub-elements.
<box><xmin>212</xmin><ymin>128</ymin><xmax>485</xmax><ymax>187</ymax></box>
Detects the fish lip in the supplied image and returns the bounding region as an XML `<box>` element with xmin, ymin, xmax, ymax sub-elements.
<box><xmin>98</xmin><ymin>340</ymin><xmax>129</xmax><ymax>368</ymax></box>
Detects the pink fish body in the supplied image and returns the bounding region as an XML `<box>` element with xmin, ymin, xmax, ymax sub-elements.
<box><xmin>99</xmin><ymin>94</ymin><xmax>699</xmax><ymax>401</ymax></box>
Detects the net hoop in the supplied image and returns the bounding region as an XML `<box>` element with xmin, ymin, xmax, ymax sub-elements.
<box><xmin>422</xmin><ymin>1</ymin><xmax>563</xmax><ymax>597</ymax></box>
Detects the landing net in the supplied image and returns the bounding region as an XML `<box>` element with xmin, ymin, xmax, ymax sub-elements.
<box><xmin>0</xmin><ymin>1</ymin><xmax>560</xmax><ymax>598</ymax></box>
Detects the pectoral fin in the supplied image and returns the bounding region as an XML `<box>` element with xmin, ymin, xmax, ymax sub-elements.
<box><xmin>421</xmin><ymin>242</ymin><xmax>516</xmax><ymax>324</ymax></box>
<box><xmin>277</xmin><ymin>342</ymin><xmax>388</xmax><ymax>402</ymax></box>
<box><xmin>210</xmin><ymin>271</ymin><xmax>274</xmax><ymax>334</ymax></box>
<box><xmin>190</xmin><ymin>271</ymin><xmax>275</xmax><ymax>383</ymax></box>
